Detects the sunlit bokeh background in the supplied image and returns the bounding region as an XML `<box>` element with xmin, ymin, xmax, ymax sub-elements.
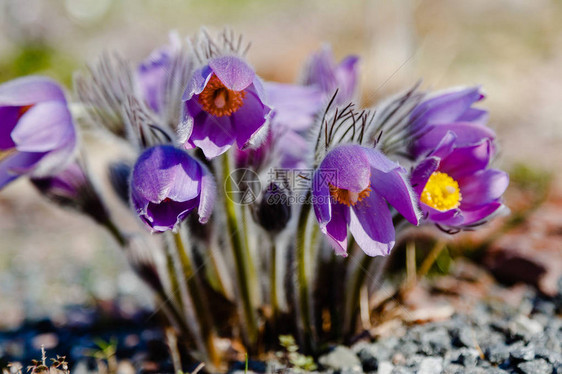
<box><xmin>1</xmin><ymin>0</ymin><xmax>561</xmax><ymax>328</ymax></box>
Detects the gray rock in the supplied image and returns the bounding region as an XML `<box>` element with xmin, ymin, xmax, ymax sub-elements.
<box><xmin>510</xmin><ymin>343</ymin><xmax>536</xmax><ymax>362</ymax></box>
<box><xmin>405</xmin><ymin>354</ymin><xmax>426</xmax><ymax>368</ymax></box>
<box><xmin>391</xmin><ymin>367</ymin><xmax>413</xmax><ymax>374</ymax></box>
<box><xmin>356</xmin><ymin>342</ymin><xmax>392</xmax><ymax>371</ymax></box>
<box><xmin>418</xmin><ymin>357</ymin><xmax>443</xmax><ymax>374</ymax></box>
<box><xmin>318</xmin><ymin>346</ymin><xmax>362</xmax><ymax>372</ymax></box>
<box><xmin>449</xmin><ymin>348</ymin><xmax>480</xmax><ymax>367</ymax></box>
<box><xmin>420</xmin><ymin>327</ymin><xmax>451</xmax><ymax>355</ymax></box>
<box><xmin>517</xmin><ymin>359</ymin><xmax>552</xmax><ymax>374</ymax></box>
<box><xmin>534</xmin><ymin>347</ymin><xmax>562</xmax><ymax>364</ymax></box>
<box><xmin>486</xmin><ymin>344</ymin><xmax>510</xmax><ymax>365</ymax></box>
<box><xmin>443</xmin><ymin>363</ymin><xmax>465</xmax><ymax>374</ymax></box>
<box><xmin>377</xmin><ymin>361</ymin><xmax>394</xmax><ymax>374</ymax></box>
<box><xmin>397</xmin><ymin>341</ymin><xmax>418</xmax><ymax>357</ymax></box>
<box><xmin>509</xmin><ymin>315</ymin><xmax>544</xmax><ymax>342</ymax></box>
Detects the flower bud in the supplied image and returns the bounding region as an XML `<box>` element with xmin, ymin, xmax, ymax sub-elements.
<box><xmin>253</xmin><ymin>183</ymin><xmax>291</xmax><ymax>234</ymax></box>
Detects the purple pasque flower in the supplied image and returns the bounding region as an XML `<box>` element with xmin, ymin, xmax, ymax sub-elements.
<box><xmin>31</xmin><ymin>162</ymin><xmax>109</xmax><ymax>224</ymax></box>
<box><xmin>137</xmin><ymin>33</ymin><xmax>181</xmax><ymax>114</ymax></box>
<box><xmin>411</xmin><ymin>133</ymin><xmax>509</xmax><ymax>229</ymax></box>
<box><xmin>130</xmin><ymin>145</ymin><xmax>216</xmax><ymax>232</ymax></box>
<box><xmin>180</xmin><ymin>55</ymin><xmax>272</xmax><ymax>159</ymax></box>
<box><xmin>1</xmin><ymin>76</ymin><xmax>77</xmax><ymax>189</ymax></box>
<box><xmin>235</xmin><ymin>82</ymin><xmax>323</xmax><ymax>170</ymax></box>
<box><xmin>409</xmin><ymin>86</ymin><xmax>495</xmax><ymax>159</ymax></box>
<box><xmin>302</xmin><ymin>45</ymin><xmax>359</xmax><ymax>105</ymax></box>
<box><xmin>312</xmin><ymin>144</ymin><xmax>420</xmax><ymax>257</ymax></box>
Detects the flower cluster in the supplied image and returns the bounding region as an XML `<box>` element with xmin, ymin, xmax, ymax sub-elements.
<box><xmin>0</xmin><ymin>28</ymin><xmax>509</xmax><ymax>362</ymax></box>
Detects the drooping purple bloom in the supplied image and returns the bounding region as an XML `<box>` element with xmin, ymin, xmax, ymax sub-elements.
<box><xmin>312</xmin><ymin>144</ymin><xmax>420</xmax><ymax>257</ymax></box>
<box><xmin>31</xmin><ymin>162</ymin><xmax>109</xmax><ymax>224</ymax></box>
<box><xmin>411</xmin><ymin>133</ymin><xmax>509</xmax><ymax>228</ymax></box>
<box><xmin>130</xmin><ymin>145</ymin><xmax>216</xmax><ymax>232</ymax></box>
<box><xmin>302</xmin><ymin>45</ymin><xmax>359</xmax><ymax>106</ymax></box>
<box><xmin>180</xmin><ymin>55</ymin><xmax>272</xmax><ymax>159</ymax></box>
<box><xmin>408</xmin><ymin>86</ymin><xmax>495</xmax><ymax>159</ymax></box>
<box><xmin>0</xmin><ymin>76</ymin><xmax>77</xmax><ymax>189</ymax></box>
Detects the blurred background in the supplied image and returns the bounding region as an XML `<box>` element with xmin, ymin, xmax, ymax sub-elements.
<box><xmin>1</xmin><ymin>0</ymin><xmax>561</xmax><ymax>330</ymax></box>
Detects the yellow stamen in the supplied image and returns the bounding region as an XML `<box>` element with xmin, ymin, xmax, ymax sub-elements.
<box><xmin>198</xmin><ymin>75</ymin><xmax>246</xmax><ymax>117</ymax></box>
<box><xmin>420</xmin><ymin>171</ymin><xmax>462</xmax><ymax>211</ymax></box>
<box><xmin>330</xmin><ymin>184</ymin><xmax>371</xmax><ymax>206</ymax></box>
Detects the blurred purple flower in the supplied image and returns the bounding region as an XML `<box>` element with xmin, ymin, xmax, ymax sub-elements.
<box><xmin>235</xmin><ymin>82</ymin><xmax>323</xmax><ymax>170</ymax></box>
<box><xmin>302</xmin><ymin>45</ymin><xmax>359</xmax><ymax>106</ymax></box>
<box><xmin>313</xmin><ymin>144</ymin><xmax>420</xmax><ymax>257</ymax></box>
<box><xmin>137</xmin><ymin>34</ymin><xmax>181</xmax><ymax>114</ymax></box>
<box><xmin>130</xmin><ymin>145</ymin><xmax>216</xmax><ymax>232</ymax></box>
<box><xmin>32</xmin><ymin>162</ymin><xmax>109</xmax><ymax>224</ymax></box>
<box><xmin>411</xmin><ymin>133</ymin><xmax>509</xmax><ymax>228</ymax></box>
<box><xmin>180</xmin><ymin>55</ymin><xmax>272</xmax><ymax>159</ymax></box>
<box><xmin>0</xmin><ymin>76</ymin><xmax>77</xmax><ymax>189</ymax></box>
<box><xmin>409</xmin><ymin>86</ymin><xmax>494</xmax><ymax>159</ymax></box>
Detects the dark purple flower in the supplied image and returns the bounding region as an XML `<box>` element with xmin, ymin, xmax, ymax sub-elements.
<box><xmin>130</xmin><ymin>145</ymin><xmax>216</xmax><ymax>232</ymax></box>
<box><xmin>31</xmin><ymin>162</ymin><xmax>109</xmax><ymax>224</ymax></box>
<box><xmin>313</xmin><ymin>144</ymin><xmax>420</xmax><ymax>257</ymax></box>
<box><xmin>411</xmin><ymin>133</ymin><xmax>509</xmax><ymax>228</ymax></box>
<box><xmin>302</xmin><ymin>45</ymin><xmax>359</xmax><ymax>106</ymax></box>
<box><xmin>0</xmin><ymin>76</ymin><xmax>77</xmax><ymax>189</ymax></box>
<box><xmin>180</xmin><ymin>55</ymin><xmax>272</xmax><ymax>159</ymax></box>
<box><xmin>409</xmin><ymin>86</ymin><xmax>494</xmax><ymax>159</ymax></box>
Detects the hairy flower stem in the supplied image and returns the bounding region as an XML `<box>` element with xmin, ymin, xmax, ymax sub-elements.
<box><xmin>221</xmin><ymin>153</ymin><xmax>258</xmax><ymax>348</ymax></box>
<box><xmin>101</xmin><ymin>218</ymin><xmax>128</xmax><ymax>247</ymax></box>
<box><xmin>173</xmin><ymin>231</ymin><xmax>220</xmax><ymax>368</ymax></box>
<box><xmin>269</xmin><ymin>234</ymin><xmax>279</xmax><ymax>322</ymax></box>
<box><xmin>295</xmin><ymin>196</ymin><xmax>316</xmax><ymax>353</ymax></box>
<box><xmin>343</xmin><ymin>248</ymin><xmax>373</xmax><ymax>338</ymax></box>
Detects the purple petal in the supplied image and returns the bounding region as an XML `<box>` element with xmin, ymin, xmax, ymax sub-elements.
<box><xmin>458</xmin><ymin>108</ymin><xmax>489</xmax><ymax>125</ymax></box>
<box><xmin>457</xmin><ymin>202</ymin><xmax>503</xmax><ymax>226</ymax></box>
<box><xmin>185</xmin><ymin>108</ymin><xmax>236</xmax><ymax>159</ymax></box>
<box><xmin>209</xmin><ymin>56</ymin><xmax>255</xmax><ymax>92</ymax></box>
<box><xmin>349</xmin><ymin>191</ymin><xmax>395</xmax><ymax>257</ymax></box>
<box><xmin>131</xmin><ymin>146</ymin><xmax>200</xmax><ymax>203</ymax></box>
<box><xmin>423</xmin><ymin>205</ymin><xmax>464</xmax><ymax>226</ymax></box>
<box><xmin>182</xmin><ymin>65</ymin><xmax>213</xmax><ymax>101</ymax></box>
<box><xmin>440</xmin><ymin>140</ymin><xmax>492</xmax><ymax>179</ymax></box>
<box><xmin>413</xmin><ymin>122</ymin><xmax>496</xmax><ymax>158</ymax></box>
<box><xmin>265</xmin><ymin>82</ymin><xmax>323</xmax><ymax>131</ymax></box>
<box><xmin>0</xmin><ymin>106</ymin><xmax>21</xmax><ymax>149</ymax></box>
<box><xmin>410</xmin><ymin>86</ymin><xmax>484</xmax><ymax>131</ymax></box>
<box><xmin>333</xmin><ymin>55</ymin><xmax>360</xmax><ymax>104</ymax></box>
<box><xmin>323</xmin><ymin>202</ymin><xmax>350</xmax><ymax>256</ymax></box>
<box><xmin>369</xmin><ymin>168</ymin><xmax>420</xmax><ymax>225</ymax></box>
<box><xmin>319</xmin><ymin>144</ymin><xmax>371</xmax><ymax>191</ymax></box>
<box><xmin>232</xmin><ymin>84</ymin><xmax>271</xmax><ymax>149</ymax></box>
<box><xmin>0</xmin><ymin>76</ymin><xmax>66</xmax><ymax>106</ymax></box>
<box><xmin>145</xmin><ymin>199</ymin><xmax>198</xmax><ymax>233</ymax></box>
<box><xmin>411</xmin><ymin>156</ymin><xmax>440</xmax><ymax>196</ymax></box>
<box><xmin>197</xmin><ymin>163</ymin><xmax>216</xmax><ymax>224</ymax></box>
<box><xmin>458</xmin><ymin>169</ymin><xmax>509</xmax><ymax>208</ymax></box>
<box><xmin>11</xmin><ymin>101</ymin><xmax>75</xmax><ymax>152</ymax></box>
<box><xmin>0</xmin><ymin>151</ymin><xmax>44</xmax><ymax>188</ymax></box>
<box><xmin>312</xmin><ymin>169</ymin><xmax>332</xmax><ymax>226</ymax></box>
<box><xmin>362</xmin><ymin>147</ymin><xmax>405</xmax><ymax>173</ymax></box>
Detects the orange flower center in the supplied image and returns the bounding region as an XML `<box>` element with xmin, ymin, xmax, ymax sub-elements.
<box><xmin>329</xmin><ymin>184</ymin><xmax>371</xmax><ymax>206</ymax></box>
<box><xmin>198</xmin><ymin>75</ymin><xmax>246</xmax><ymax>117</ymax></box>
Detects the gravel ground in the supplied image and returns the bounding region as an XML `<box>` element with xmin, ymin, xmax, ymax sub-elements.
<box><xmin>301</xmin><ymin>279</ymin><xmax>562</xmax><ymax>374</ymax></box>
